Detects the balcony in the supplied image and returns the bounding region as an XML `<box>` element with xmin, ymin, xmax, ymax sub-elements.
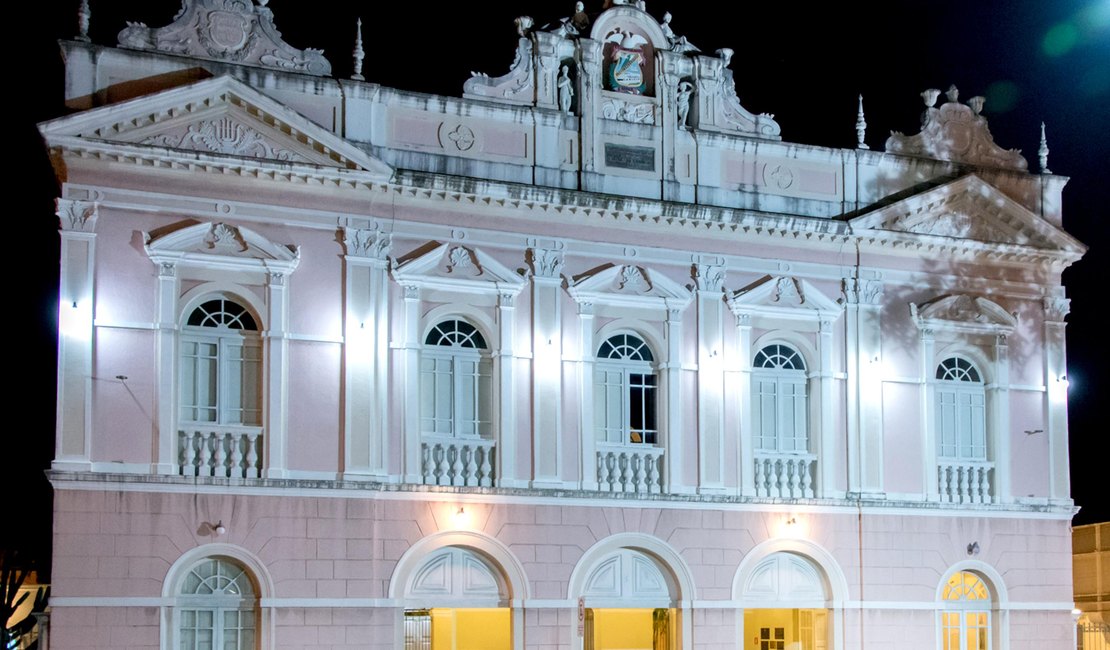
<box><xmin>179</xmin><ymin>426</ymin><xmax>263</xmax><ymax>478</ymax></box>
<box><xmin>421</xmin><ymin>436</ymin><xmax>496</xmax><ymax>487</ymax></box>
<box><xmin>754</xmin><ymin>452</ymin><xmax>816</xmax><ymax>498</ymax></box>
<box><xmin>937</xmin><ymin>459</ymin><xmax>993</xmax><ymax>504</ymax></box>
<box><xmin>596</xmin><ymin>443</ymin><xmax>664</xmax><ymax>494</ymax></box>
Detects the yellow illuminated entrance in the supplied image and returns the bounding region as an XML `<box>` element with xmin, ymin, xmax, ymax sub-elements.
<box><xmin>404</xmin><ymin>608</ymin><xmax>511</xmax><ymax>650</ymax></box>
<box><xmin>585</xmin><ymin>608</ymin><xmax>674</xmax><ymax>650</ymax></box>
<box><xmin>742</xmin><ymin>608</ymin><xmax>827</xmax><ymax>650</ymax></box>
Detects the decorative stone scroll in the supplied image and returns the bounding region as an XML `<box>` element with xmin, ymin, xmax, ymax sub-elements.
<box><xmin>885</xmin><ymin>85</ymin><xmax>1027</xmax><ymax>170</ymax></box>
<box><xmin>117</xmin><ymin>0</ymin><xmax>331</xmax><ymax>76</ymax></box>
<box><xmin>463</xmin><ymin>37</ymin><xmax>535</xmax><ymax>105</ymax></box>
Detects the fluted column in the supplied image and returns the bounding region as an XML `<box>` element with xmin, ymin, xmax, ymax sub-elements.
<box><xmin>530</xmin><ymin>248</ymin><xmax>564</xmax><ymax>488</ymax></box>
<box><xmin>341</xmin><ymin>227</ymin><xmax>392</xmax><ymax>480</ymax></box>
<box><xmin>53</xmin><ymin>199</ymin><xmax>98</xmax><ymax>472</ymax></box>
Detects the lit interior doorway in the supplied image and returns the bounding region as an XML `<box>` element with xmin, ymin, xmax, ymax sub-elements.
<box><xmin>401</xmin><ymin>546</ymin><xmax>512</xmax><ymax>650</ymax></box>
<box><xmin>580</xmin><ymin>549</ymin><xmax>680</xmax><ymax>650</ymax></box>
<box><xmin>740</xmin><ymin>553</ymin><xmax>831</xmax><ymax>650</ymax></box>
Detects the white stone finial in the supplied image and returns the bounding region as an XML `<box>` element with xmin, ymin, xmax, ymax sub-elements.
<box><xmin>856</xmin><ymin>94</ymin><xmax>869</xmax><ymax>150</ymax></box>
<box><xmin>351</xmin><ymin>17</ymin><xmax>365</xmax><ymax>81</ymax></box>
<box><xmin>515</xmin><ymin>15</ymin><xmax>533</xmax><ymax>37</ymax></box>
<box><xmin>921</xmin><ymin>88</ymin><xmax>941</xmax><ymax>107</ymax></box>
<box><xmin>945</xmin><ymin>84</ymin><xmax>959</xmax><ymax>103</ymax></box>
<box><xmin>716</xmin><ymin>47</ymin><xmax>734</xmax><ymax>68</ymax></box>
<box><xmin>77</xmin><ymin>0</ymin><xmax>91</xmax><ymax>42</ymax></box>
<box><xmin>968</xmin><ymin>96</ymin><xmax>985</xmax><ymax>115</ymax></box>
<box><xmin>1039</xmin><ymin>121</ymin><xmax>1052</xmax><ymax>174</ymax></box>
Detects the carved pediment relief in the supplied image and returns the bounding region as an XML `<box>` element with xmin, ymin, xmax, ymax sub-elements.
<box><xmin>144</xmin><ymin>221</ymin><xmax>300</xmax><ymax>274</ymax></box>
<box><xmin>728</xmin><ymin>275</ymin><xmax>841</xmax><ymax>320</ymax></box>
<box><xmin>850</xmin><ymin>175</ymin><xmax>1084</xmax><ymax>254</ymax></box>
<box><xmin>568</xmin><ymin>263</ymin><xmax>692</xmax><ymax>311</ymax></box>
<box><xmin>885</xmin><ymin>86</ymin><xmax>1027</xmax><ymax>170</ymax></box>
<box><xmin>117</xmin><ymin>0</ymin><xmax>331</xmax><ymax>76</ymax></box>
<box><xmin>39</xmin><ymin>76</ymin><xmax>393</xmax><ymax>179</ymax></box>
<box><xmin>910</xmin><ymin>294</ymin><xmax>1016</xmax><ymax>336</ymax></box>
<box><xmin>391</xmin><ymin>243</ymin><xmax>526</xmax><ymax>295</ymax></box>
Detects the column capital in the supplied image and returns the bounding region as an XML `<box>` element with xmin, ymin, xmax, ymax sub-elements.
<box><xmin>528</xmin><ymin>247</ymin><xmax>564</xmax><ymax>280</ymax></box>
<box><xmin>56</xmin><ymin>198</ymin><xmax>98</xmax><ymax>234</ymax></box>
<box><xmin>842</xmin><ymin>277</ymin><xmax>883</xmax><ymax>306</ymax></box>
<box><xmin>693</xmin><ymin>263</ymin><xmax>725</xmax><ymax>293</ymax></box>
<box><xmin>342</xmin><ymin>227</ymin><xmax>391</xmax><ymax>261</ymax></box>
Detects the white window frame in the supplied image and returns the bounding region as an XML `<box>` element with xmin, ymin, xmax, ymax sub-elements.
<box><xmin>420</xmin><ymin>319</ymin><xmax>493</xmax><ymax>439</ymax></box>
<box><xmin>595</xmin><ymin>333</ymin><xmax>659</xmax><ymax>446</ymax></box>
<box><xmin>935</xmin><ymin>357</ymin><xmax>987</xmax><ymax>462</ymax></box>
<box><xmin>751</xmin><ymin>344</ymin><xmax>809</xmax><ymax>454</ymax></box>
<box><xmin>939</xmin><ymin>571</ymin><xmax>992</xmax><ymax>650</ymax></box>
<box><xmin>180</xmin><ymin>297</ymin><xmax>263</xmax><ymax>427</ymax></box>
<box><xmin>174</xmin><ymin>557</ymin><xmax>259</xmax><ymax>650</ymax></box>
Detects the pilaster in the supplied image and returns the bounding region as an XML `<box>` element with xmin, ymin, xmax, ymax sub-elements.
<box><xmin>54</xmin><ymin>199</ymin><xmax>98</xmax><ymax>472</ymax></box>
<box><xmin>735</xmin><ymin>312</ymin><xmax>754</xmax><ymax>497</ymax></box>
<box><xmin>694</xmin><ymin>264</ymin><xmax>725</xmax><ymax>493</ymax></box>
<box><xmin>664</xmin><ymin>307</ymin><xmax>688</xmax><ymax>494</ymax></box>
<box><xmin>496</xmin><ymin>290</ymin><xmax>518</xmax><ymax>487</ymax></box>
<box><xmin>577</xmin><ymin>301</ymin><xmax>598</xmax><ymax>490</ymax></box>
<box><xmin>341</xmin><ymin>227</ymin><xmax>392</xmax><ymax>481</ymax></box>
<box><xmin>843</xmin><ymin>276</ymin><xmax>884</xmax><ymax>497</ymax></box>
<box><xmin>153</xmin><ymin>260</ymin><xmax>179</xmax><ymax>474</ymax></box>
<box><xmin>990</xmin><ymin>333</ymin><xmax>1011</xmax><ymax>504</ymax></box>
<box><xmin>920</xmin><ymin>328</ymin><xmax>938</xmax><ymax>501</ymax></box>
<box><xmin>262</xmin><ymin>271</ymin><xmax>289</xmax><ymax>478</ymax></box>
<box><xmin>1044</xmin><ymin>295</ymin><xmax>1071</xmax><ymax>502</ymax></box>
<box><xmin>529</xmin><ymin>248</ymin><xmax>565</xmax><ymax>488</ymax></box>
<box><xmin>401</xmin><ymin>284</ymin><xmax>423</xmax><ymax>483</ymax></box>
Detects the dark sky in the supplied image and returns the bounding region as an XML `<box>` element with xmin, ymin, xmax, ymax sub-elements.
<box><xmin>11</xmin><ymin>0</ymin><xmax>1108</xmax><ymax>570</ymax></box>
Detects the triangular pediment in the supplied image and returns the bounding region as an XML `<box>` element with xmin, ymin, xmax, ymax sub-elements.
<box><xmin>568</xmin><ymin>264</ymin><xmax>692</xmax><ymax>311</ymax></box>
<box><xmin>391</xmin><ymin>243</ymin><xmax>526</xmax><ymax>295</ymax></box>
<box><xmin>910</xmin><ymin>294</ymin><xmax>1017</xmax><ymax>336</ymax></box>
<box><xmin>39</xmin><ymin>76</ymin><xmax>392</xmax><ymax>179</ymax></box>
<box><xmin>850</xmin><ymin>174</ymin><xmax>1083</xmax><ymax>255</ymax></box>
<box><xmin>144</xmin><ymin>221</ymin><xmax>300</xmax><ymax>274</ymax></box>
<box><xmin>728</xmin><ymin>276</ymin><xmax>841</xmax><ymax>319</ymax></box>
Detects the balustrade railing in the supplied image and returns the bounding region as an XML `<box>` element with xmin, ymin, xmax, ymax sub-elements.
<box><xmin>754</xmin><ymin>452</ymin><xmax>816</xmax><ymax>498</ymax></box>
<box><xmin>596</xmin><ymin>443</ymin><xmax>664</xmax><ymax>494</ymax></box>
<box><xmin>1078</xmin><ymin>620</ymin><xmax>1110</xmax><ymax>650</ymax></box>
<box><xmin>938</xmin><ymin>459</ymin><xmax>993</xmax><ymax>504</ymax></box>
<box><xmin>179</xmin><ymin>426</ymin><xmax>263</xmax><ymax>478</ymax></box>
<box><xmin>421</xmin><ymin>436</ymin><xmax>496</xmax><ymax>487</ymax></box>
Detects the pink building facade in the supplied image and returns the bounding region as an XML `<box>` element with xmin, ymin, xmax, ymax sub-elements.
<box><xmin>39</xmin><ymin>2</ymin><xmax>1085</xmax><ymax>649</ymax></box>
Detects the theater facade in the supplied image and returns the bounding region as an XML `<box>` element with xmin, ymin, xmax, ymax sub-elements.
<box><xmin>39</xmin><ymin>1</ymin><xmax>1084</xmax><ymax>648</ymax></box>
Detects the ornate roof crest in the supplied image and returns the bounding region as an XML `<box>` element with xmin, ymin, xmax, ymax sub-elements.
<box><xmin>117</xmin><ymin>0</ymin><xmax>332</xmax><ymax>76</ymax></box>
<box><xmin>910</xmin><ymin>294</ymin><xmax>1017</xmax><ymax>335</ymax></box>
<box><xmin>885</xmin><ymin>85</ymin><xmax>1027</xmax><ymax>171</ymax></box>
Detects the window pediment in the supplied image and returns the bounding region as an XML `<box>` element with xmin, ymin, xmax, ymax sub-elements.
<box><xmin>39</xmin><ymin>75</ymin><xmax>392</xmax><ymax>179</ymax></box>
<box><xmin>392</xmin><ymin>243</ymin><xmax>526</xmax><ymax>296</ymax></box>
<box><xmin>728</xmin><ymin>276</ymin><xmax>840</xmax><ymax>321</ymax></box>
<box><xmin>145</xmin><ymin>221</ymin><xmax>300</xmax><ymax>274</ymax></box>
<box><xmin>911</xmin><ymin>294</ymin><xmax>1016</xmax><ymax>336</ymax></box>
<box><xmin>568</xmin><ymin>264</ymin><xmax>692</xmax><ymax>312</ymax></box>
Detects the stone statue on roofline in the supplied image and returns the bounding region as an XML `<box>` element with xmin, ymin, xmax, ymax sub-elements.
<box><xmin>660</xmin><ymin>12</ymin><xmax>699</xmax><ymax>54</ymax></box>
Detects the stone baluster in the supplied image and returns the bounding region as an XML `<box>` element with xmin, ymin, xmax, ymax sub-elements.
<box><xmin>451</xmin><ymin>445</ymin><xmax>465</xmax><ymax>486</ymax></box>
<box><xmin>213</xmin><ymin>433</ymin><xmax>228</xmax><ymax>478</ymax></box>
<box><xmin>479</xmin><ymin>446</ymin><xmax>493</xmax><ymax>487</ymax></box>
<box><xmin>182</xmin><ymin>432</ymin><xmax>197</xmax><ymax>476</ymax></box>
<box><xmin>197</xmin><ymin>433</ymin><xmax>213</xmax><ymax>477</ymax></box>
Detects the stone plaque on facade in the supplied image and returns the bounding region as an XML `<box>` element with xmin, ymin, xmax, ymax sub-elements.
<box><xmin>604</xmin><ymin>144</ymin><xmax>655</xmax><ymax>172</ymax></box>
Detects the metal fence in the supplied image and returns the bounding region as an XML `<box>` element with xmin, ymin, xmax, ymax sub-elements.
<box><xmin>1079</xmin><ymin>621</ymin><xmax>1110</xmax><ymax>650</ymax></box>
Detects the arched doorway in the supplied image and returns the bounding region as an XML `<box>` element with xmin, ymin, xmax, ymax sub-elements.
<box><xmin>578</xmin><ymin>548</ymin><xmax>680</xmax><ymax>650</ymax></box>
<box><xmin>400</xmin><ymin>546</ymin><xmax>513</xmax><ymax>650</ymax></box>
<box><xmin>739</xmin><ymin>552</ymin><xmax>833</xmax><ymax>650</ymax></box>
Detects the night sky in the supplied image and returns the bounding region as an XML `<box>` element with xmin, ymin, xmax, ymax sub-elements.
<box><xmin>11</xmin><ymin>1</ymin><xmax>1108</xmax><ymax>574</ymax></box>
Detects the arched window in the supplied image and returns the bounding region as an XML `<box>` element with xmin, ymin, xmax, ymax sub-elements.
<box><xmin>180</xmin><ymin>297</ymin><xmax>262</xmax><ymax>426</ymax></box>
<box><xmin>595</xmin><ymin>333</ymin><xmax>657</xmax><ymax>445</ymax></box>
<box><xmin>421</xmin><ymin>319</ymin><xmax>492</xmax><ymax>438</ymax></box>
<box><xmin>177</xmin><ymin>557</ymin><xmax>258</xmax><ymax>650</ymax></box>
<box><xmin>752</xmin><ymin>344</ymin><xmax>808</xmax><ymax>453</ymax></box>
<box><xmin>936</xmin><ymin>357</ymin><xmax>986</xmax><ymax>461</ymax></box>
<box><xmin>940</xmin><ymin>571</ymin><xmax>991</xmax><ymax>650</ymax></box>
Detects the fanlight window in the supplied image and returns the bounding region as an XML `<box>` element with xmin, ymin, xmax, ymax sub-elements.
<box><xmin>595</xmin><ymin>333</ymin><xmax>657</xmax><ymax>445</ymax></box>
<box><xmin>177</xmin><ymin>557</ymin><xmax>258</xmax><ymax>650</ymax></box>
<box><xmin>180</xmin><ymin>297</ymin><xmax>262</xmax><ymax>426</ymax></box>
<box><xmin>936</xmin><ymin>357</ymin><xmax>986</xmax><ymax>460</ymax></box>
<box><xmin>752</xmin><ymin>344</ymin><xmax>808</xmax><ymax>453</ymax></box>
<box><xmin>940</xmin><ymin>571</ymin><xmax>991</xmax><ymax>650</ymax></box>
<box><xmin>421</xmin><ymin>319</ymin><xmax>492</xmax><ymax>438</ymax></box>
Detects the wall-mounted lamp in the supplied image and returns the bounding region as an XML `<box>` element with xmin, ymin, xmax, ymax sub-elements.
<box><xmin>202</xmin><ymin>520</ymin><xmax>226</xmax><ymax>536</ymax></box>
<box><xmin>71</xmin><ymin>300</ymin><xmax>79</xmax><ymax>309</ymax></box>
<box><xmin>785</xmin><ymin>517</ymin><xmax>797</xmax><ymax>526</ymax></box>
<box><xmin>360</xmin><ymin>321</ymin><xmax>365</xmax><ymax>329</ymax></box>
<box><xmin>966</xmin><ymin>541</ymin><xmax>980</xmax><ymax>556</ymax></box>
<box><xmin>456</xmin><ymin>507</ymin><xmax>466</xmax><ymax>516</ymax></box>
